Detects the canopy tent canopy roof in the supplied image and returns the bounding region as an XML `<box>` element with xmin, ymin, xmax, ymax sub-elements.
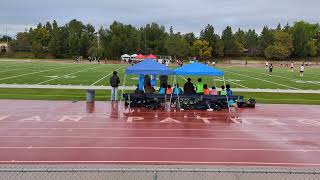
<box><xmin>175</xmin><ymin>62</ymin><xmax>224</xmax><ymax>76</ymax></box>
<box><xmin>125</xmin><ymin>59</ymin><xmax>175</xmax><ymax>75</ymax></box>
<box><xmin>146</xmin><ymin>54</ymin><xmax>157</xmax><ymax>59</ymax></box>
<box><xmin>136</xmin><ymin>54</ymin><xmax>145</xmax><ymax>59</ymax></box>
<box><xmin>121</xmin><ymin>54</ymin><xmax>131</xmax><ymax>58</ymax></box>
<box><xmin>131</xmin><ymin>54</ymin><xmax>138</xmax><ymax>57</ymax></box>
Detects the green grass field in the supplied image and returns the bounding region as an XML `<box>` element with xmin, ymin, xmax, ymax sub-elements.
<box><xmin>0</xmin><ymin>60</ymin><xmax>320</xmax><ymax>104</ymax></box>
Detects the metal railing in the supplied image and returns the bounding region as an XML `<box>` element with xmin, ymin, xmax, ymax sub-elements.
<box><xmin>0</xmin><ymin>165</ymin><xmax>319</xmax><ymax>180</ymax></box>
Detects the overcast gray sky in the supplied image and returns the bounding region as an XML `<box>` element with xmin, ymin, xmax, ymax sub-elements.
<box><xmin>1</xmin><ymin>0</ymin><xmax>319</xmax><ymax>36</ymax></box>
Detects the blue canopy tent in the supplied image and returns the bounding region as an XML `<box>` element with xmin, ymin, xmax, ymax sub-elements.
<box><xmin>121</xmin><ymin>59</ymin><xmax>175</xmax><ymax>100</ymax></box>
<box><xmin>174</xmin><ymin>62</ymin><xmax>230</xmax><ymax>112</ymax></box>
<box><xmin>175</xmin><ymin>62</ymin><xmax>224</xmax><ymax>76</ymax></box>
<box><xmin>125</xmin><ymin>59</ymin><xmax>175</xmax><ymax>75</ymax></box>
<box><xmin>174</xmin><ymin>62</ymin><xmax>225</xmax><ymax>89</ymax></box>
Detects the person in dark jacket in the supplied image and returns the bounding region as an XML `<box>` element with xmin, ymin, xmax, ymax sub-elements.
<box><xmin>109</xmin><ymin>71</ymin><xmax>120</xmax><ymax>101</ymax></box>
<box><xmin>144</xmin><ymin>75</ymin><xmax>151</xmax><ymax>87</ymax></box>
<box><xmin>183</xmin><ymin>78</ymin><xmax>195</xmax><ymax>94</ymax></box>
<box><xmin>159</xmin><ymin>75</ymin><xmax>168</xmax><ymax>88</ymax></box>
<box><xmin>144</xmin><ymin>82</ymin><xmax>155</xmax><ymax>94</ymax></box>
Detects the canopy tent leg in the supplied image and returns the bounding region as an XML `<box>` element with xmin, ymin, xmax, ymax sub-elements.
<box><xmin>169</xmin><ymin>75</ymin><xmax>176</xmax><ymax>111</ymax></box>
<box><xmin>222</xmin><ymin>76</ymin><xmax>230</xmax><ymax>113</ymax></box>
<box><xmin>120</xmin><ymin>74</ymin><xmax>127</xmax><ymax>102</ymax></box>
<box><xmin>173</xmin><ymin>75</ymin><xmax>181</xmax><ymax>110</ymax></box>
<box><xmin>213</xmin><ymin>78</ymin><xmax>217</xmax><ymax>88</ymax></box>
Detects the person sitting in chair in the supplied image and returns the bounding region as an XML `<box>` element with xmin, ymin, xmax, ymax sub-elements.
<box><xmin>226</xmin><ymin>84</ymin><xmax>233</xmax><ymax>96</ymax></box>
<box><xmin>144</xmin><ymin>82</ymin><xmax>155</xmax><ymax>94</ymax></box>
<box><xmin>158</xmin><ymin>85</ymin><xmax>166</xmax><ymax>95</ymax></box>
<box><xmin>210</xmin><ymin>86</ymin><xmax>218</xmax><ymax>95</ymax></box>
<box><xmin>220</xmin><ymin>86</ymin><xmax>227</xmax><ymax>96</ymax></box>
<box><xmin>134</xmin><ymin>84</ymin><xmax>143</xmax><ymax>94</ymax></box>
<box><xmin>203</xmin><ymin>84</ymin><xmax>210</xmax><ymax>95</ymax></box>
<box><xmin>195</xmin><ymin>78</ymin><xmax>204</xmax><ymax>95</ymax></box>
<box><xmin>166</xmin><ymin>85</ymin><xmax>173</xmax><ymax>95</ymax></box>
<box><xmin>173</xmin><ymin>84</ymin><xmax>183</xmax><ymax>95</ymax></box>
<box><xmin>183</xmin><ymin>78</ymin><xmax>195</xmax><ymax>95</ymax></box>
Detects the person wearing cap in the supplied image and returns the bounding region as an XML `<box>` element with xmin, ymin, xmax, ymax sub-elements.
<box><xmin>109</xmin><ymin>71</ymin><xmax>120</xmax><ymax>101</ymax></box>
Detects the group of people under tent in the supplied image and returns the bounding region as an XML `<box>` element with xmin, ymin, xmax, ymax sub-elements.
<box><xmin>134</xmin><ymin>75</ymin><xmax>238</xmax><ymax>109</ymax></box>
<box><xmin>134</xmin><ymin>75</ymin><xmax>233</xmax><ymax>97</ymax></box>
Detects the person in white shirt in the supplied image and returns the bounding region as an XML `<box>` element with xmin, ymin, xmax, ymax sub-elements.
<box><xmin>265</xmin><ymin>61</ymin><xmax>269</xmax><ymax>69</ymax></box>
<box><xmin>290</xmin><ymin>62</ymin><xmax>294</xmax><ymax>72</ymax></box>
<box><xmin>165</xmin><ymin>60</ymin><xmax>169</xmax><ymax>67</ymax></box>
<box><xmin>300</xmin><ymin>64</ymin><xmax>305</xmax><ymax>77</ymax></box>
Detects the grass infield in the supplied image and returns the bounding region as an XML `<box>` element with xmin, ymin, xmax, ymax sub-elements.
<box><xmin>0</xmin><ymin>60</ymin><xmax>319</xmax><ymax>104</ymax></box>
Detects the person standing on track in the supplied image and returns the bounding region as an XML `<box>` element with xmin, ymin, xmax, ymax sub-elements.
<box><xmin>300</xmin><ymin>64</ymin><xmax>305</xmax><ymax>77</ymax></box>
<box><xmin>109</xmin><ymin>71</ymin><xmax>120</xmax><ymax>101</ymax></box>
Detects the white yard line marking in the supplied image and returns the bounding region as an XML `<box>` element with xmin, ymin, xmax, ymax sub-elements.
<box><xmin>0</xmin><ymin>68</ymin><xmax>29</xmax><ymax>73</ymax></box>
<box><xmin>226</xmin><ymin>81</ymin><xmax>248</xmax><ymax>88</ymax></box>
<box><xmin>238</xmin><ymin>68</ymin><xmax>320</xmax><ymax>85</ymax></box>
<box><xmin>91</xmin><ymin>66</ymin><xmax>124</xmax><ymax>86</ymax></box>
<box><xmin>215</xmin><ymin>77</ymin><xmax>249</xmax><ymax>88</ymax></box>
<box><xmin>0</xmin><ymin>146</ymin><xmax>318</xmax><ymax>152</ymax></box>
<box><xmin>179</xmin><ymin>75</ymin><xmax>187</xmax><ymax>81</ymax></box>
<box><xmin>0</xmin><ymin>65</ymin><xmax>74</xmax><ymax>81</ymax></box>
<box><xmin>224</xmin><ymin>70</ymin><xmax>300</xmax><ymax>90</ymax></box>
<box><xmin>0</xmin><ymin>135</ymin><xmax>319</xmax><ymax>142</ymax></box>
<box><xmin>37</xmin><ymin>66</ymin><xmax>101</xmax><ymax>85</ymax></box>
<box><xmin>2</xmin><ymin>160</ymin><xmax>320</xmax><ymax>166</ymax></box>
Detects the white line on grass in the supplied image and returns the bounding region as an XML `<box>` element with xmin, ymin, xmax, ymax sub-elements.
<box><xmin>179</xmin><ymin>75</ymin><xmax>187</xmax><ymax>81</ymax></box>
<box><xmin>0</xmin><ymin>65</ymin><xmax>74</xmax><ymax>81</ymax></box>
<box><xmin>0</xmin><ymin>68</ymin><xmax>27</xmax><ymax>73</ymax></box>
<box><xmin>37</xmin><ymin>66</ymin><xmax>102</xmax><ymax>85</ymax></box>
<box><xmin>91</xmin><ymin>66</ymin><xmax>125</xmax><ymax>86</ymax></box>
<box><xmin>224</xmin><ymin>70</ymin><xmax>300</xmax><ymax>90</ymax></box>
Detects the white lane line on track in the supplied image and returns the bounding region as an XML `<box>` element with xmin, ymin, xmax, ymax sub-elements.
<box><xmin>224</xmin><ymin>70</ymin><xmax>300</xmax><ymax>90</ymax></box>
<box><xmin>0</xmin><ymin>135</ymin><xmax>319</xmax><ymax>142</ymax></box>
<box><xmin>0</xmin><ymin>65</ymin><xmax>74</xmax><ymax>81</ymax></box>
<box><xmin>37</xmin><ymin>66</ymin><xmax>102</xmax><ymax>85</ymax></box>
<box><xmin>2</xmin><ymin>161</ymin><xmax>320</xmax><ymax>166</ymax></box>
<box><xmin>1</xmin><ymin>128</ymin><xmax>319</xmax><ymax>133</ymax></box>
<box><xmin>2</xmin><ymin>160</ymin><xmax>320</xmax><ymax>166</ymax></box>
<box><xmin>0</xmin><ymin>121</ymin><xmax>319</xmax><ymax>127</ymax></box>
<box><xmin>90</xmin><ymin>66</ymin><xmax>124</xmax><ymax>86</ymax></box>
<box><xmin>0</xmin><ymin>146</ymin><xmax>318</xmax><ymax>152</ymax></box>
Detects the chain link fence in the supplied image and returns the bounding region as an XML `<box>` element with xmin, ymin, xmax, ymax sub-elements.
<box><xmin>0</xmin><ymin>165</ymin><xmax>319</xmax><ymax>180</ymax></box>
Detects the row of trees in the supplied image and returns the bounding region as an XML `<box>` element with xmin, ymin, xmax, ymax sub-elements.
<box><xmin>6</xmin><ymin>19</ymin><xmax>320</xmax><ymax>60</ymax></box>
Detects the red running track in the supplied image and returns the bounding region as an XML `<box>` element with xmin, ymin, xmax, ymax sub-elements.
<box><xmin>0</xmin><ymin>100</ymin><xmax>320</xmax><ymax>167</ymax></box>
